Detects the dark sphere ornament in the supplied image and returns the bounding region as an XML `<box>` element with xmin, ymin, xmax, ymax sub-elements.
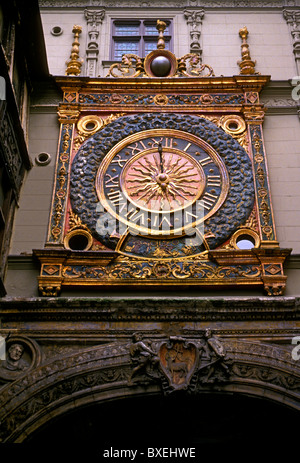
<box><xmin>150</xmin><ymin>56</ymin><xmax>171</xmax><ymax>77</ymax></box>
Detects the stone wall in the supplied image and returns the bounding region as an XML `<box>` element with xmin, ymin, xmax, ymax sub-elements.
<box><xmin>10</xmin><ymin>111</ymin><xmax>60</xmax><ymax>254</ymax></box>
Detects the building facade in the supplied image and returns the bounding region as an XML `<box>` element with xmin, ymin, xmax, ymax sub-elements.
<box><xmin>0</xmin><ymin>0</ymin><xmax>48</xmax><ymax>296</ymax></box>
<box><xmin>1</xmin><ymin>0</ymin><xmax>300</xmax><ymax>453</ymax></box>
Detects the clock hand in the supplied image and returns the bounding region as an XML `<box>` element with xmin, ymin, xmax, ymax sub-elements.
<box><xmin>158</xmin><ymin>141</ymin><xmax>164</xmax><ymax>174</ymax></box>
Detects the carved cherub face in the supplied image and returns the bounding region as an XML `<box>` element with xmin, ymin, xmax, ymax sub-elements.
<box><xmin>205</xmin><ymin>329</ymin><xmax>212</xmax><ymax>338</ymax></box>
<box><xmin>190</xmin><ymin>55</ymin><xmax>200</xmax><ymax>66</ymax></box>
<box><xmin>122</xmin><ymin>55</ymin><xmax>131</xmax><ymax>66</ymax></box>
<box><xmin>8</xmin><ymin>344</ymin><xmax>24</xmax><ymax>361</ymax></box>
<box><xmin>133</xmin><ymin>333</ymin><xmax>142</xmax><ymax>343</ymax></box>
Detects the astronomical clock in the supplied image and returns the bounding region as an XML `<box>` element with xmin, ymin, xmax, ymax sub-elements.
<box><xmin>34</xmin><ymin>22</ymin><xmax>290</xmax><ymax>296</ymax></box>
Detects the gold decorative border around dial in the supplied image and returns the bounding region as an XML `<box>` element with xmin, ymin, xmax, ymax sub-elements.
<box><xmin>96</xmin><ymin>129</ymin><xmax>229</xmax><ymax>237</ymax></box>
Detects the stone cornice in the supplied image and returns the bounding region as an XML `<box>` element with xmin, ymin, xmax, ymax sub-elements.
<box><xmin>39</xmin><ymin>0</ymin><xmax>300</xmax><ymax>9</ymax></box>
<box><xmin>7</xmin><ymin>253</ymin><xmax>300</xmax><ymax>268</ymax></box>
<box><xmin>55</xmin><ymin>74</ymin><xmax>271</xmax><ymax>94</ymax></box>
<box><xmin>261</xmin><ymin>79</ymin><xmax>299</xmax><ymax>114</ymax></box>
<box><xmin>0</xmin><ymin>295</ymin><xmax>299</xmax><ymax>322</ymax></box>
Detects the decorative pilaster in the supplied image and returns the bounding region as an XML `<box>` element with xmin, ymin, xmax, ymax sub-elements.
<box><xmin>184</xmin><ymin>9</ymin><xmax>205</xmax><ymax>57</ymax></box>
<box><xmin>283</xmin><ymin>9</ymin><xmax>300</xmax><ymax>74</ymax></box>
<box><xmin>238</xmin><ymin>26</ymin><xmax>257</xmax><ymax>75</ymax></box>
<box><xmin>65</xmin><ymin>25</ymin><xmax>83</xmax><ymax>76</ymax></box>
<box><xmin>46</xmin><ymin>108</ymin><xmax>80</xmax><ymax>247</ymax></box>
<box><xmin>84</xmin><ymin>9</ymin><xmax>105</xmax><ymax>77</ymax></box>
<box><xmin>243</xmin><ymin>103</ymin><xmax>279</xmax><ymax>248</ymax></box>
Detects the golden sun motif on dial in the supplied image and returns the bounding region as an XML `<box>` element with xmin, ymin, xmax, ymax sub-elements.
<box><xmin>96</xmin><ymin>129</ymin><xmax>229</xmax><ymax>237</ymax></box>
<box><xmin>121</xmin><ymin>147</ymin><xmax>205</xmax><ymax>212</ymax></box>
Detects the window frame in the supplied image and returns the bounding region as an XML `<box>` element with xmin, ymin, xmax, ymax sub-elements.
<box><xmin>111</xmin><ymin>19</ymin><xmax>172</xmax><ymax>61</ymax></box>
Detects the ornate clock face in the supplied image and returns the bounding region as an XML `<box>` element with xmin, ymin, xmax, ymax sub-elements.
<box><xmin>70</xmin><ymin>113</ymin><xmax>255</xmax><ymax>258</ymax></box>
<box><xmin>96</xmin><ymin>130</ymin><xmax>229</xmax><ymax>237</ymax></box>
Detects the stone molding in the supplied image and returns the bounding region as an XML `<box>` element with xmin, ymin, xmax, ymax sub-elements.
<box><xmin>261</xmin><ymin>96</ymin><xmax>298</xmax><ymax>114</ymax></box>
<box><xmin>7</xmin><ymin>253</ymin><xmax>300</xmax><ymax>268</ymax></box>
<box><xmin>283</xmin><ymin>9</ymin><xmax>300</xmax><ymax>74</ymax></box>
<box><xmin>261</xmin><ymin>79</ymin><xmax>300</xmax><ymax>114</ymax></box>
<box><xmin>39</xmin><ymin>0</ymin><xmax>300</xmax><ymax>8</ymax></box>
<box><xmin>84</xmin><ymin>8</ymin><xmax>105</xmax><ymax>77</ymax></box>
<box><xmin>1</xmin><ymin>296</ymin><xmax>299</xmax><ymax>323</ymax></box>
<box><xmin>184</xmin><ymin>9</ymin><xmax>204</xmax><ymax>56</ymax></box>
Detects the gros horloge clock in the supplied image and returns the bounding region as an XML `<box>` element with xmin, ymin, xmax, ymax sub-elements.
<box><xmin>70</xmin><ymin>113</ymin><xmax>254</xmax><ymax>259</ymax></box>
<box><xmin>34</xmin><ymin>24</ymin><xmax>290</xmax><ymax>297</ymax></box>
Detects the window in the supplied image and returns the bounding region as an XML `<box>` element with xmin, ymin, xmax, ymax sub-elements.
<box><xmin>111</xmin><ymin>20</ymin><xmax>172</xmax><ymax>60</ymax></box>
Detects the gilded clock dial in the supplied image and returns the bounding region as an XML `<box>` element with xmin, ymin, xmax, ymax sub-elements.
<box><xmin>96</xmin><ymin>129</ymin><xmax>229</xmax><ymax>237</ymax></box>
<box><xmin>121</xmin><ymin>147</ymin><xmax>205</xmax><ymax>212</ymax></box>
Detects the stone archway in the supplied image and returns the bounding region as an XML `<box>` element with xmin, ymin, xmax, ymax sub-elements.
<box><xmin>0</xmin><ymin>338</ymin><xmax>299</xmax><ymax>443</ymax></box>
<box><xmin>26</xmin><ymin>392</ymin><xmax>300</xmax><ymax>450</ymax></box>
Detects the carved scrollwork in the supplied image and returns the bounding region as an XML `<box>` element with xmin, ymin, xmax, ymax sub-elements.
<box><xmin>250</xmin><ymin>125</ymin><xmax>275</xmax><ymax>241</ymax></box>
<box><xmin>60</xmin><ymin>259</ymin><xmax>262</xmax><ymax>282</ymax></box>
<box><xmin>48</xmin><ymin>123</ymin><xmax>72</xmax><ymax>243</ymax></box>
<box><xmin>232</xmin><ymin>363</ymin><xmax>300</xmax><ymax>390</ymax></box>
<box><xmin>177</xmin><ymin>53</ymin><xmax>215</xmax><ymax>77</ymax></box>
<box><xmin>106</xmin><ymin>54</ymin><xmax>144</xmax><ymax>78</ymax></box>
<box><xmin>106</xmin><ymin>52</ymin><xmax>215</xmax><ymax>79</ymax></box>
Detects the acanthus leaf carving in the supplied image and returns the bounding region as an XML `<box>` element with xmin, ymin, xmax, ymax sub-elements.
<box><xmin>183</xmin><ymin>9</ymin><xmax>205</xmax><ymax>55</ymax></box>
<box><xmin>84</xmin><ymin>9</ymin><xmax>105</xmax><ymax>77</ymax></box>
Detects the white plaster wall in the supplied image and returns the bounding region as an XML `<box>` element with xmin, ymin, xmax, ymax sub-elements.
<box><xmin>201</xmin><ymin>11</ymin><xmax>296</xmax><ymax>78</ymax></box>
<box><xmin>10</xmin><ymin>112</ymin><xmax>60</xmax><ymax>254</ymax></box>
<box><xmin>41</xmin><ymin>9</ymin><xmax>296</xmax><ymax>79</ymax></box>
<box><xmin>263</xmin><ymin>114</ymin><xmax>300</xmax><ymax>254</ymax></box>
<box><xmin>41</xmin><ymin>9</ymin><xmax>183</xmax><ymax>76</ymax></box>
<box><xmin>41</xmin><ymin>10</ymin><xmax>88</xmax><ymax>76</ymax></box>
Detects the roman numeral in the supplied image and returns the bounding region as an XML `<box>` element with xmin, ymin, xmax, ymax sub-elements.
<box><xmin>207</xmin><ymin>175</ymin><xmax>221</xmax><ymax>187</ymax></box>
<box><xmin>201</xmin><ymin>192</ymin><xmax>218</xmax><ymax>210</ymax></box>
<box><xmin>107</xmin><ymin>190</ymin><xmax>125</xmax><ymax>206</ymax></box>
<box><xmin>199</xmin><ymin>156</ymin><xmax>213</xmax><ymax>167</ymax></box>
<box><xmin>183</xmin><ymin>142</ymin><xmax>192</xmax><ymax>152</ymax></box>
<box><xmin>150</xmin><ymin>137</ymin><xmax>174</xmax><ymax>149</ymax></box>
<box><xmin>164</xmin><ymin>138</ymin><xmax>174</xmax><ymax>149</ymax></box>
<box><xmin>127</xmin><ymin>142</ymin><xmax>145</xmax><ymax>156</ymax></box>
<box><xmin>111</xmin><ymin>154</ymin><xmax>128</xmax><ymax>168</ymax></box>
<box><xmin>105</xmin><ymin>173</ymin><xmax>119</xmax><ymax>187</ymax></box>
<box><xmin>185</xmin><ymin>210</ymin><xmax>198</xmax><ymax>222</ymax></box>
<box><xmin>127</xmin><ymin>209</ymin><xmax>146</xmax><ymax>225</ymax></box>
<box><xmin>151</xmin><ymin>214</ymin><xmax>172</xmax><ymax>229</ymax></box>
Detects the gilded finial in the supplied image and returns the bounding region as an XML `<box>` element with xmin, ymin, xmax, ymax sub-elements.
<box><xmin>238</xmin><ymin>26</ymin><xmax>256</xmax><ymax>75</ymax></box>
<box><xmin>65</xmin><ymin>25</ymin><xmax>83</xmax><ymax>76</ymax></box>
<box><xmin>156</xmin><ymin>20</ymin><xmax>167</xmax><ymax>50</ymax></box>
